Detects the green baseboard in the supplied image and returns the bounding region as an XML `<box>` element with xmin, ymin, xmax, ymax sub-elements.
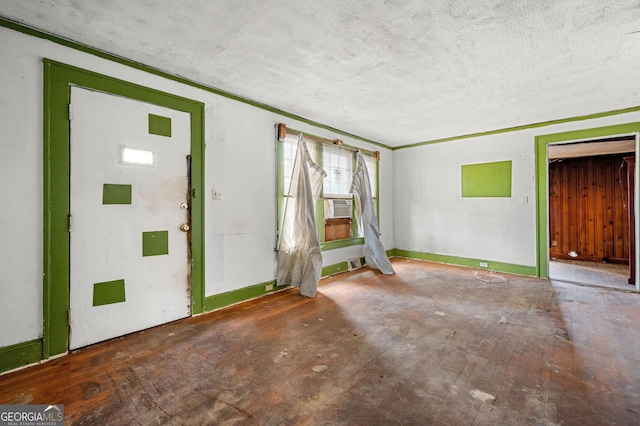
<box><xmin>0</xmin><ymin>339</ymin><xmax>43</xmax><ymax>374</ymax></box>
<box><xmin>203</xmin><ymin>257</ymin><xmax>375</xmax><ymax>313</ymax></box>
<box><xmin>322</xmin><ymin>261</ymin><xmax>349</xmax><ymax>277</ymax></box>
<box><xmin>392</xmin><ymin>249</ymin><xmax>537</xmax><ymax>277</ymax></box>
<box><xmin>203</xmin><ymin>280</ymin><xmax>283</xmax><ymax>312</ymax></box>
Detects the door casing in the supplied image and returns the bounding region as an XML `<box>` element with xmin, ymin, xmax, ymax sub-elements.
<box><xmin>535</xmin><ymin>123</ymin><xmax>640</xmax><ymax>289</ymax></box>
<box><xmin>43</xmin><ymin>59</ymin><xmax>205</xmax><ymax>358</ymax></box>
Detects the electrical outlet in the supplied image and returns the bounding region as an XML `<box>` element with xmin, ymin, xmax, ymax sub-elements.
<box><xmin>265</xmin><ymin>284</ymin><xmax>274</xmax><ymax>291</ymax></box>
<box><xmin>212</xmin><ymin>189</ymin><xmax>224</xmax><ymax>200</ymax></box>
<box><xmin>480</xmin><ymin>262</ymin><xmax>488</xmax><ymax>268</ymax></box>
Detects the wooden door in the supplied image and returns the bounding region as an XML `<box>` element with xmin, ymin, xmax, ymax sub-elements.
<box><xmin>69</xmin><ymin>86</ymin><xmax>192</xmax><ymax>349</ymax></box>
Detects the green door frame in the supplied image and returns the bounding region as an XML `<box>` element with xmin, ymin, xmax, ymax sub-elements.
<box><xmin>43</xmin><ymin>60</ymin><xmax>205</xmax><ymax>358</ymax></box>
<box><xmin>535</xmin><ymin>122</ymin><xmax>640</xmax><ymax>280</ymax></box>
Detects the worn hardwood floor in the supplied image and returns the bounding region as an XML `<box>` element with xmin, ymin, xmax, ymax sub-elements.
<box><xmin>2</xmin><ymin>258</ymin><xmax>640</xmax><ymax>425</ymax></box>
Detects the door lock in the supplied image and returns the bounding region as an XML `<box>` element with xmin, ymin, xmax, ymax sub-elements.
<box><xmin>180</xmin><ymin>223</ymin><xmax>190</xmax><ymax>232</ymax></box>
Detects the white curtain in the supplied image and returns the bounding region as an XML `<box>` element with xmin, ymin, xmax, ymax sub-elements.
<box><xmin>276</xmin><ymin>134</ymin><xmax>326</xmax><ymax>297</ymax></box>
<box><xmin>350</xmin><ymin>152</ymin><xmax>395</xmax><ymax>275</ymax></box>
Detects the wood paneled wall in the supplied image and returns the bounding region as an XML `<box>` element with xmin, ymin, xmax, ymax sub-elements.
<box><xmin>549</xmin><ymin>154</ymin><xmax>630</xmax><ymax>263</ymax></box>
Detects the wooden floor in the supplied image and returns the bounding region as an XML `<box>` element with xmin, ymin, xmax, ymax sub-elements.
<box><xmin>2</xmin><ymin>258</ymin><xmax>640</xmax><ymax>425</ymax></box>
<box><xmin>549</xmin><ymin>259</ymin><xmax>633</xmax><ymax>291</ymax></box>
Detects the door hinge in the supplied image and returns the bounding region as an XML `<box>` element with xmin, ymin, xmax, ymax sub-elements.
<box><xmin>68</xmin><ymin>103</ymin><xmax>73</xmax><ymax>121</ymax></box>
<box><xmin>68</xmin><ymin>214</ymin><xmax>72</xmax><ymax>232</ymax></box>
<box><xmin>67</xmin><ymin>308</ymin><xmax>71</xmax><ymax>327</ymax></box>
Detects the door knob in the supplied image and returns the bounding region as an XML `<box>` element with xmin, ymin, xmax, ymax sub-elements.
<box><xmin>180</xmin><ymin>203</ymin><xmax>189</xmax><ymax>210</ymax></box>
<box><xmin>180</xmin><ymin>223</ymin><xmax>190</xmax><ymax>232</ymax></box>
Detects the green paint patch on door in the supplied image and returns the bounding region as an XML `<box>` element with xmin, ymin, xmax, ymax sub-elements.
<box><xmin>461</xmin><ymin>160</ymin><xmax>512</xmax><ymax>197</ymax></box>
<box><xmin>142</xmin><ymin>231</ymin><xmax>169</xmax><ymax>256</ymax></box>
<box><xmin>148</xmin><ymin>114</ymin><xmax>172</xmax><ymax>137</ymax></box>
<box><xmin>93</xmin><ymin>279</ymin><xmax>126</xmax><ymax>306</ymax></box>
<box><xmin>102</xmin><ymin>183</ymin><xmax>132</xmax><ymax>204</ymax></box>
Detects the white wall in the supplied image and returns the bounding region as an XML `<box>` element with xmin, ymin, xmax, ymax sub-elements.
<box><xmin>0</xmin><ymin>26</ymin><xmax>394</xmax><ymax>348</ymax></box>
<box><xmin>0</xmin><ymin>29</ymin><xmax>44</xmax><ymax>348</ymax></box>
<box><xmin>394</xmin><ymin>112</ymin><xmax>640</xmax><ymax>268</ymax></box>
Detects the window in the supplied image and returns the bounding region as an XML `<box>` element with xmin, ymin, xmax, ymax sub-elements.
<box><xmin>120</xmin><ymin>146</ymin><xmax>155</xmax><ymax>166</ymax></box>
<box><xmin>322</xmin><ymin>144</ymin><xmax>354</xmax><ymax>241</ymax></box>
<box><xmin>277</xmin><ymin>126</ymin><xmax>379</xmax><ymax>249</ymax></box>
<box><xmin>323</xmin><ymin>144</ymin><xmax>352</xmax><ymax>197</ymax></box>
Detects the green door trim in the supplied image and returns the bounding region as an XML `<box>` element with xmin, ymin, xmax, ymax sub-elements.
<box><xmin>43</xmin><ymin>59</ymin><xmax>205</xmax><ymax>358</ymax></box>
<box><xmin>535</xmin><ymin>122</ymin><xmax>640</xmax><ymax>278</ymax></box>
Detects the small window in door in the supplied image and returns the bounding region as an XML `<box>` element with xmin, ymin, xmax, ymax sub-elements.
<box><xmin>120</xmin><ymin>146</ymin><xmax>155</xmax><ymax>166</ymax></box>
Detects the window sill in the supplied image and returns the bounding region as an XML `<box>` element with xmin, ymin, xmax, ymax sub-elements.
<box><xmin>321</xmin><ymin>237</ymin><xmax>364</xmax><ymax>251</ymax></box>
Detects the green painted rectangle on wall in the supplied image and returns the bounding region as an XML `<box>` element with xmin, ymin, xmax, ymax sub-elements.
<box><xmin>461</xmin><ymin>160</ymin><xmax>512</xmax><ymax>197</ymax></box>
<box><xmin>148</xmin><ymin>114</ymin><xmax>172</xmax><ymax>137</ymax></box>
<box><xmin>142</xmin><ymin>230</ymin><xmax>169</xmax><ymax>256</ymax></box>
<box><xmin>102</xmin><ymin>183</ymin><xmax>132</xmax><ymax>204</ymax></box>
<box><xmin>93</xmin><ymin>279</ymin><xmax>126</xmax><ymax>306</ymax></box>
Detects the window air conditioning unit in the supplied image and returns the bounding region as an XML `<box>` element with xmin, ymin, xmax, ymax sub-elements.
<box><xmin>327</xmin><ymin>199</ymin><xmax>352</xmax><ymax>218</ymax></box>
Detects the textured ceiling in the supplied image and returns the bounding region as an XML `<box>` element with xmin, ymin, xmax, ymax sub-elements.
<box><xmin>2</xmin><ymin>0</ymin><xmax>640</xmax><ymax>147</ymax></box>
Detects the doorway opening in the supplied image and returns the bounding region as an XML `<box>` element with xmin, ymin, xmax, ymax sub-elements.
<box><xmin>547</xmin><ymin>137</ymin><xmax>634</xmax><ymax>290</ymax></box>
<box><xmin>535</xmin><ymin>122</ymin><xmax>640</xmax><ymax>291</ymax></box>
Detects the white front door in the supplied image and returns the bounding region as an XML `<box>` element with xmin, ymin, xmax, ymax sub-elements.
<box><xmin>69</xmin><ymin>86</ymin><xmax>191</xmax><ymax>350</ymax></box>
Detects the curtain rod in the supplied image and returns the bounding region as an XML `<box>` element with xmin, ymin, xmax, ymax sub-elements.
<box><xmin>277</xmin><ymin>123</ymin><xmax>379</xmax><ymax>160</ymax></box>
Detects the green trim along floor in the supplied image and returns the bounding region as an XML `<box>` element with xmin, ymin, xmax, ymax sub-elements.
<box><xmin>392</xmin><ymin>249</ymin><xmax>537</xmax><ymax>277</ymax></box>
<box><xmin>0</xmin><ymin>339</ymin><xmax>43</xmax><ymax>374</ymax></box>
<box><xmin>202</xmin><ymin>256</ymin><xmax>368</xmax><ymax>313</ymax></box>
